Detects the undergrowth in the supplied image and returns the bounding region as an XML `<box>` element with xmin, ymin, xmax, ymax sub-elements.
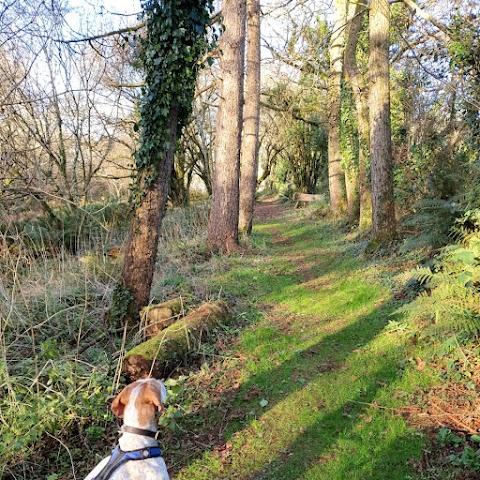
<box><xmin>0</xmin><ymin>200</ymin><xmax>212</xmax><ymax>479</ymax></box>
<box><xmin>1</xmin><ymin>199</ymin><xmax>479</xmax><ymax>479</ymax></box>
<box><xmin>398</xmin><ymin>207</ymin><xmax>480</xmax><ymax>339</ymax></box>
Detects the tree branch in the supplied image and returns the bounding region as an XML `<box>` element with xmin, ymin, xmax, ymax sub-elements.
<box><xmin>260</xmin><ymin>100</ymin><xmax>323</xmax><ymax>127</ymax></box>
<box><xmin>401</xmin><ymin>0</ymin><xmax>450</xmax><ymax>39</ymax></box>
<box><xmin>55</xmin><ymin>23</ymin><xmax>145</xmax><ymax>44</ymax></box>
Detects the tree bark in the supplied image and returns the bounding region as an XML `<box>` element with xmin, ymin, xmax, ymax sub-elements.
<box><xmin>207</xmin><ymin>0</ymin><xmax>246</xmax><ymax>252</ymax></box>
<box><xmin>345</xmin><ymin>167</ymin><xmax>360</xmax><ymax>223</ymax></box>
<box><xmin>239</xmin><ymin>0</ymin><xmax>261</xmax><ymax>235</ymax></box>
<box><xmin>122</xmin><ymin>301</ymin><xmax>229</xmax><ymax>380</ymax></box>
<box><xmin>327</xmin><ymin>0</ymin><xmax>349</xmax><ymax>215</ymax></box>
<box><xmin>344</xmin><ymin>1</ymin><xmax>372</xmax><ymax>229</ymax></box>
<box><xmin>369</xmin><ymin>0</ymin><xmax>396</xmax><ymax>241</ymax></box>
<box><xmin>122</xmin><ymin>106</ymin><xmax>180</xmax><ymax>317</ymax></box>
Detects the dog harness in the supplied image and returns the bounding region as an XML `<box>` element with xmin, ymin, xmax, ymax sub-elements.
<box><xmin>92</xmin><ymin>444</ymin><xmax>163</xmax><ymax>480</ymax></box>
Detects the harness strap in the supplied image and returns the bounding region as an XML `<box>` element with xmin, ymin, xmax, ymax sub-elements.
<box><xmin>93</xmin><ymin>444</ymin><xmax>163</xmax><ymax>480</ymax></box>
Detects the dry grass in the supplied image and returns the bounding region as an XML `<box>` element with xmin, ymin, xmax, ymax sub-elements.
<box><xmin>0</xmin><ymin>200</ymin><xmax>213</xmax><ymax>479</ymax></box>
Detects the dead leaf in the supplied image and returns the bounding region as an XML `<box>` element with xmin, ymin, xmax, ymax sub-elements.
<box><xmin>416</xmin><ymin>357</ymin><xmax>426</xmax><ymax>371</ymax></box>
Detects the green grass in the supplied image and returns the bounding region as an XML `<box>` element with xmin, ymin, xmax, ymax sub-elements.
<box><xmin>170</xmin><ymin>207</ymin><xmax>433</xmax><ymax>479</ymax></box>
<box><xmin>1</xmin><ymin>200</ymin><xmax>440</xmax><ymax>479</ymax></box>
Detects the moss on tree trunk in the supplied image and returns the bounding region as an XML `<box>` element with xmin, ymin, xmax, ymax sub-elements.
<box><xmin>123</xmin><ymin>300</ymin><xmax>229</xmax><ymax>381</ymax></box>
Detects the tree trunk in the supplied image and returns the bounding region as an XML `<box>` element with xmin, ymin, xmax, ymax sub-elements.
<box><xmin>369</xmin><ymin>0</ymin><xmax>396</xmax><ymax>241</ymax></box>
<box><xmin>123</xmin><ymin>301</ymin><xmax>229</xmax><ymax>380</ymax></box>
<box><xmin>207</xmin><ymin>0</ymin><xmax>246</xmax><ymax>252</ymax></box>
<box><xmin>344</xmin><ymin>1</ymin><xmax>372</xmax><ymax>229</ymax></box>
<box><xmin>327</xmin><ymin>0</ymin><xmax>348</xmax><ymax>215</ymax></box>
<box><xmin>345</xmin><ymin>167</ymin><xmax>360</xmax><ymax>223</ymax></box>
<box><xmin>239</xmin><ymin>0</ymin><xmax>261</xmax><ymax>235</ymax></box>
<box><xmin>169</xmin><ymin>163</ymin><xmax>190</xmax><ymax>207</ymax></box>
<box><xmin>116</xmin><ymin>2</ymin><xmax>213</xmax><ymax>324</ymax></box>
<box><xmin>122</xmin><ymin>106</ymin><xmax>179</xmax><ymax>318</ymax></box>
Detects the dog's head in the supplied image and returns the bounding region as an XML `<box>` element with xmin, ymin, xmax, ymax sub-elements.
<box><xmin>111</xmin><ymin>378</ymin><xmax>168</xmax><ymax>426</ymax></box>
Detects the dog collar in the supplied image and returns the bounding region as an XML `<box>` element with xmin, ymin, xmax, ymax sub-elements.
<box><xmin>122</xmin><ymin>425</ymin><xmax>158</xmax><ymax>438</ymax></box>
<box><xmin>92</xmin><ymin>444</ymin><xmax>163</xmax><ymax>480</ymax></box>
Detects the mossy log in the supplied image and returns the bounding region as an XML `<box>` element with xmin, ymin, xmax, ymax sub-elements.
<box><xmin>123</xmin><ymin>300</ymin><xmax>229</xmax><ymax>381</ymax></box>
<box><xmin>141</xmin><ymin>297</ymin><xmax>186</xmax><ymax>338</ymax></box>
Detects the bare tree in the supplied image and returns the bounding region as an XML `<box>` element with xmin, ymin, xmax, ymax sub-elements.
<box><xmin>0</xmin><ymin>1</ymin><xmax>134</xmax><ymax>219</ymax></box>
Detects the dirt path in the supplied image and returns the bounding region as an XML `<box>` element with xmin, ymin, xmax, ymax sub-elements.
<box><xmin>254</xmin><ymin>198</ymin><xmax>290</xmax><ymax>222</ymax></box>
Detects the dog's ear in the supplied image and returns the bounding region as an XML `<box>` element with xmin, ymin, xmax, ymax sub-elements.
<box><xmin>143</xmin><ymin>380</ymin><xmax>167</xmax><ymax>413</ymax></box>
<box><xmin>111</xmin><ymin>385</ymin><xmax>131</xmax><ymax>418</ymax></box>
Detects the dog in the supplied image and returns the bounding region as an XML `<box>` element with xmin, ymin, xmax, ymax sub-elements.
<box><xmin>84</xmin><ymin>378</ymin><xmax>170</xmax><ymax>480</ymax></box>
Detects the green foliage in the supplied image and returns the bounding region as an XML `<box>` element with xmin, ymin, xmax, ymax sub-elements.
<box><xmin>449</xmin><ymin>14</ymin><xmax>480</xmax><ymax>152</ymax></box>
<box><xmin>109</xmin><ymin>283</ymin><xmax>134</xmax><ymax>326</ymax></box>
<box><xmin>131</xmin><ymin>0</ymin><xmax>215</xmax><ymax>205</ymax></box>
<box><xmin>399</xmin><ymin>208</ymin><xmax>480</xmax><ymax>337</ymax></box>
<box><xmin>0</xmin><ymin>346</ymin><xmax>112</xmax><ymax>472</ymax></box>
<box><xmin>402</xmin><ymin>199</ymin><xmax>463</xmax><ymax>250</ymax></box>
<box><xmin>435</xmin><ymin>428</ymin><xmax>480</xmax><ymax>472</ymax></box>
<box><xmin>259</xmin><ymin>16</ymin><xmax>330</xmax><ymax>196</ymax></box>
<box><xmin>286</xmin><ymin>119</ymin><xmax>327</xmax><ymax>193</ymax></box>
<box><xmin>449</xmin><ymin>14</ymin><xmax>480</xmax><ymax>80</ymax></box>
<box><xmin>158</xmin><ymin>375</ymin><xmax>188</xmax><ymax>432</ymax></box>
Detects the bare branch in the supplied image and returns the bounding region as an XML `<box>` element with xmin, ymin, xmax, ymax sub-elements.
<box><xmin>54</xmin><ymin>23</ymin><xmax>145</xmax><ymax>44</ymax></box>
<box><xmin>401</xmin><ymin>0</ymin><xmax>450</xmax><ymax>40</ymax></box>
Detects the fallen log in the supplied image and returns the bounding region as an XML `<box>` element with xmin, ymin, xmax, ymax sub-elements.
<box><xmin>123</xmin><ymin>300</ymin><xmax>229</xmax><ymax>381</ymax></box>
<box><xmin>141</xmin><ymin>297</ymin><xmax>186</xmax><ymax>338</ymax></box>
<box><xmin>294</xmin><ymin>193</ymin><xmax>326</xmax><ymax>208</ymax></box>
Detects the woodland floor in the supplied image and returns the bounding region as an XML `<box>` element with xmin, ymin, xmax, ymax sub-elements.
<box><xmin>164</xmin><ymin>199</ymin><xmax>442</xmax><ymax>480</ymax></box>
<box><xmin>75</xmin><ymin>199</ymin><xmax>478</xmax><ymax>480</ymax></box>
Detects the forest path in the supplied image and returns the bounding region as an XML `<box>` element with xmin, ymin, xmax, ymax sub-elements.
<box><xmin>175</xmin><ymin>200</ymin><xmax>425</xmax><ymax>480</ymax></box>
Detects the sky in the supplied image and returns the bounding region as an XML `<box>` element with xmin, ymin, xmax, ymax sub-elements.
<box><xmin>64</xmin><ymin>0</ymin><xmax>142</xmax><ymax>38</ymax></box>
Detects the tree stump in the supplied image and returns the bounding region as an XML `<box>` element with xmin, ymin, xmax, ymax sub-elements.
<box><xmin>122</xmin><ymin>300</ymin><xmax>229</xmax><ymax>381</ymax></box>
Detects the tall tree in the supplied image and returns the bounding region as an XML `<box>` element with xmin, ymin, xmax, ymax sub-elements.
<box><xmin>327</xmin><ymin>0</ymin><xmax>349</xmax><ymax>215</ymax></box>
<box><xmin>239</xmin><ymin>0</ymin><xmax>261</xmax><ymax>235</ymax></box>
<box><xmin>369</xmin><ymin>0</ymin><xmax>396</xmax><ymax>241</ymax></box>
<box><xmin>120</xmin><ymin>0</ymin><xmax>213</xmax><ymax>322</ymax></box>
<box><xmin>344</xmin><ymin>0</ymin><xmax>372</xmax><ymax>228</ymax></box>
<box><xmin>207</xmin><ymin>0</ymin><xmax>246</xmax><ymax>251</ymax></box>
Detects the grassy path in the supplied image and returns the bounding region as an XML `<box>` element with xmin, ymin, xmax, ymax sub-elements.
<box><xmin>173</xmin><ymin>202</ymin><xmax>428</xmax><ymax>480</ymax></box>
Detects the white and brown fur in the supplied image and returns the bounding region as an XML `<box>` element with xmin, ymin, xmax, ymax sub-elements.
<box><xmin>84</xmin><ymin>379</ymin><xmax>170</xmax><ymax>480</ymax></box>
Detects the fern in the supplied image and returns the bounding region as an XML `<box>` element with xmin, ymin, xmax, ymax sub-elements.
<box><xmin>402</xmin><ymin>198</ymin><xmax>463</xmax><ymax>250</ymax></box>
<box><xmin>399</xmin><ymin>209</ymin><xmax>480</xmax><ymax>337</ymax></box>
<box><xmin>407</xmin><ymin>266</ymin><xmax>435</xmax><ymax>285</ymax></box>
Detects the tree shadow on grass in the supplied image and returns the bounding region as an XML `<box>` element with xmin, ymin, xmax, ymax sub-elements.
<box><xmin>169</xmin><ymin>215</ymin><xmax>422</xmax><ymax>478</ymax></box>
<box><xmin>172</xmin><ymin>299</ymin><xmax>421</xmax><ymax>480</ymax></box>
<box><xmin>246</xmin><ymin>354</ymin><xmax>421</xmax><ymax>480</ymax></box>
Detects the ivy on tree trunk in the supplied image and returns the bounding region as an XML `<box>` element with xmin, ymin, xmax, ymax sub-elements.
<box><xmin>113</xmin><ymin>0</ymin><xmax>215</xmax><ymax>326</ymax></box>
